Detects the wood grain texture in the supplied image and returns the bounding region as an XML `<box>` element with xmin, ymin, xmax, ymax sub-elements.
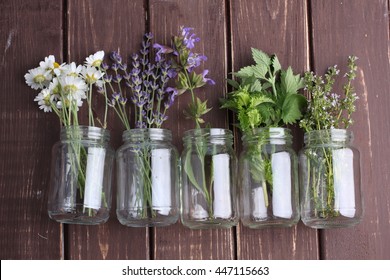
<box><xmin>310</xmin><ymin>0</ymin><xmax>390</xmax><ymax>260</ymax></box>
<box><xmin>66</xmin><ymin>0</ymin><xmax>149</xmax><ymax>259</ymax></box>
<box><xmin>230</xmin><ymin>0</ymin><xmax>319</xmax><ymax>260</ymax></box>
<box><xmin>0</xmin><ymin>0</ymin><xmax>63</xmax><ymax>259</ymax></box>
<box><xmin>149</xmin><ymin>0</ymin><xmax>235</xmax><ymax>260</ymax></box>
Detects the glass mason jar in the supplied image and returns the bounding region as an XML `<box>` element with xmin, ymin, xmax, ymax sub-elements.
<box><xmin>116</xmin><ymin>128</ymin><xmax>179</xmax><ymax>227</ymax></box>
<box><xmin>239</xmin><ymin>128</ymin><xmax>300</xmax><ymax>228</ymax></box>
<box><xmin>48</xmin><ymin>126</ymin><xmax>114</xmax><ymax>225</ymax></box>
<box><xmin>181</xmin><ymin>128</ymin><xmax>238</xmax><ymax>229</ymax></box>
<box><xmin>299</xmin><ymin>129</ymin><xmax>363</xmax><ymax>228</ymax></box>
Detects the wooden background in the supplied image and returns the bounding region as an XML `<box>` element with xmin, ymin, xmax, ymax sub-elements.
<box><xmin>0</xmin><ymin>0</ymin><xmax>389</xmax><ymax>260</ymax></box>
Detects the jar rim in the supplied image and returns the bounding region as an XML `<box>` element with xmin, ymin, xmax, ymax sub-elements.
<box><xmin>182</xmin><ymin>128</ymin><xmax>233</xmax><ymax>140</ymax></box>
<box><xmin>304</xmin><ymin>128</ymin><xmax>353</xmax><ymax>143</ymax></box>
<box><xmin>60</xmin><ymin>125</ymin><xmax>110</xmax><ymax>141</ymax></box>
<box><xmin>122</xmin><ymin>128</ymin><xmax>172</xmax><ymax>142</ymax></box>
<box><xmin>242</xmin><ymin>127</ymin><xmax>292</xmax><ymax>142</ymax></box>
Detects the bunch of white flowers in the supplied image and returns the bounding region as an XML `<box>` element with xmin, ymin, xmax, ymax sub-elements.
<box><xmin>25</xmin><ymin>51</ymin><xmax>106</xmax><ymax>127</ymax></box>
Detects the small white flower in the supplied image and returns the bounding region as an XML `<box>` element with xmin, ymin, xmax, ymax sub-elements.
<box><xmin>63</xmin><ymin>62</ymin><xmax>83</xmax><ymax>77</ymax></box>
<box><xmin>85</xmin><ymin>51</ymin><xmax>104</xmax><ymax>68</ymax></box>
<box><xmin>34</xmin><ymin>89</ymin><xmax>53</xmax><ymax>112</ymax></box>
<box><xmin>48</xmin><ymin>78</ymin><xmax>61</xmax><ymax>100</ymax></box>
<box><xmin>59</xmin><ymin>75</ymin><xmax>87</xmax><ymax>101</ymax></box>
<box><xmin>24</xmin><ymin>67</ymin><xmax>52</xmax><ymax>89</ymax></box>
<box><xmin>82</xmin><ymin>66</ymin><xmax>104</xmax><ymax>84</ymax></box>
<box><xmin>39</xmin><ymin>55</ymin><xmax>65</xmax><ymax>76</ymax></box>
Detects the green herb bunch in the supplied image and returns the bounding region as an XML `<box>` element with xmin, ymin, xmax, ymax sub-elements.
<box><xmin>299</xmin><ymin>56</ymin><xmax>359</xmax><ymax>219</ymax></box>
<box><xmin>300</xmin><ymin>55</ymin><xmax>359</xmax><ymax>132</ymax></box>
<box><xmin>221</xmin><ymin>48</ymin><xmax>306</xmax><ymax>212</ymax></box>
<box><xmin>221</xmin><ymin>48</ymin><xmax>306</xmax><ymax>132</ymax></box>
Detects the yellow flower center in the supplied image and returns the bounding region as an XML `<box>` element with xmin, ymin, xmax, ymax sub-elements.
<box><xmin>63</xmin><ymin>84</ymin><xmax>77</xmax><ymax>95</ymax></box>
<box><xmin>85</xmin><ymin>74</ymin><xmax>97</xmax><ymax>84</ymax></box>
<box><xmin>33</xmin><ymin>74</ymin><xmax>45</xmax><ymax>83</ymax></box>
<box><xmin>54</xmin><ymin>62</ymin><xmax>60</xmax><ymax>68</ymax></box>
<box><xmin>92</xmin><ymin>60</ymin><xmax>102</xmax><ymax>67</ymax></box>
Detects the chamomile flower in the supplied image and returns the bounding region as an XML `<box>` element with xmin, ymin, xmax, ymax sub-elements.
<box><xmin>39</xmin><ymin>55</ymin><xmax>65</xmax><ymax>76</ymax></box>
<box><xmin>34</xmin><ymin>89</ymin><xmax>53</xmax><ymax>112</ymax></box>
<box><xmin>24</xmin><ymin>67</ymin><xmax>52</xmax><ymax>89</ymax></box>
<box><xmin>63</xmin><ymin>62</ymin><xmax>83</xmax><ymax>77</ymax></box>
<box><xmin>85</xmin><ymin>51</ymin><xmax>105</xmax><ymax>68</ymax></box>
<box><xmin>48</xmin><ymin>78</ymin><xmax>61</xmax><ymax>100</ymax></box>
<box><xmin>59</xmin><ymin>75</ymin><xmax>87</xmax><ymax>101</ymax></box>
<box><xmin>82</xmin><ymin>66</ymin><xmax>104</xmax><ymax>85</ymax></box>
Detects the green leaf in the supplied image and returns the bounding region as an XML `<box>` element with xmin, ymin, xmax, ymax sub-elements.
<box><xmin>251</xmin><ymin>47</ymin><xmax>271</xmax><ymax>66</ymax></box>
<box><xmin>235</xmin><ymin>66</ymin><xmax>255</xmax><ymax>78</ymax></box>
<box><xmin>250</xmin><ymin>95</ymin><xmax>274</xmax><ymax>107</ymax></box>
<box><xmin>281</xmin><ymin>66</ymin><xmax>304</xmax><ymax>95</ymax></box>
<box><xmin>247</xmin><ymin>108</ymin><xmax>261</xmax><ymax>129</ymax></box>
<box><xmin>236</xmin><ymin>90</ymin><xmax>251</xmax><ymax>108</ymax></box>
<box><xmin>227</xmin><ymin>79</ymin><xmax>240</xmax><ymax>89</ymax></box>
<box><xmin>281</xmin><ymin>93</ymin><xmax>307</xmax><ymax>124</ymax></box>
<box><xmin>251</xmin><ymin>65</ymin><xmax>267</xmax><ymax>79</ymax></box>
<box><xmin>183</xmin><ymin>150</ymin><xmax>203</xmax><ymax>193</ymax></box>
<box><xmin>271</xmin><ymin>55</ymin><xmax>282</xmax><ymax>74</ymax></box>
<box><xmin>250</xmin><ymin>79</ymin><xmax>262</xmax><ymax>92</ymax></box>
<box><xmin>220</xmin><ymin>98</ymin><xmax>238</xmax><ymax>110</ymax></box>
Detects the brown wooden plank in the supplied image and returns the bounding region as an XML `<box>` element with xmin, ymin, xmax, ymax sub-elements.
<box><xmin>149</xmin><ymin>0</ymin><xmax>235</xmax><ymax>259</ymax></box>
<box><xmin>66</xmin><ymin>0</ymin><xmax>149</xmax><ymax>259</ymax></box>
<box><xmin>230</xmin><ymin>0</ymin><xmax>319</xmax><ymax>260</ymax></box>
<box><xmin>310</xmin><ymin>0</ymin><xmax>390</xmax><ymax>259</ymax></box>
<box><xmin>0</xmin><ymin>0</ymin><xmax>63</xmax><ymax>259</ymax></box>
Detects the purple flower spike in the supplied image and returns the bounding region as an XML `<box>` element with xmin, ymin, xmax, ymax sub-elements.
<box><xmin>119</xmin><ymin>96</ymin><xmax>128</xmax><ymax>105</ymax></box>
<box><xmin>111</xmin><ymin>63</ymin><xmax>120</xmax><ymax>71</ymax></box>
<box><xmin>119</xmin><ymin>63</ymin><xmax>127</xmax><ymax>71</ymax></box>
<box><xmin>145</xmin><ymin>32</ymin><xmax>153</xmax><ymax>40</ymax></box>
<box><xmin>113</xmin><ymin>74</ymin><xmax>122</xmax><ymax>83</ymax></box>
<box><xmin>101</xmin><ymin>62</ymin><xmax>110</xmax><ymax>71</ymax></box>
<box><xmin>104</xmin><ymin>74</ymin><xmax>113</xmax><ymax>83</ymax></box>
<box><xmin>112</xmin><ymin>92</ymin><xmax>121</xmax><ymax>101</ymax></box>
<box><xmin>201</xmin><ymin>70</ymin><xmax>215</xmax><ymax>85</ymax></box>
<box><xmin>136</xmin><ymin>121</ymin><xmax>147</xmax><ymax>129</ymax></box>
<box><xmin>110</xmin><ymin>51</ymin><xmax>122</xmax><ymax>64</ymax></box>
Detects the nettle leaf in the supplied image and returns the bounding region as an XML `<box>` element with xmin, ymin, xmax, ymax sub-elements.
<box><xmin>227</xmin><ymin>79</ymin><xmax>240</xmax><ymax>89</ymax></box>
<box><xmin>271</xmin><ymin>55</ymin><xmax>282</xmax><ymax>74</ymax></box>
<box><xmin>251</xmin><ymin>47</ymin><xmax>271</xmax><ymax>67</ymax></box>
<box><xmin>238</xmin><ymin>109</ymin><xmax>251</xmax><ymax>131</ymax></box>
<box><xmin>250</xmin><ymin>79</ymin><xmax>262</xmax><ymax>92</ymax></box>
<box><xmin>247</xmin><ymin>108</ymin><xmax>261</xmax><ymax>129</ymax></box>
<box><xmin>236</xmin><ymin>90</ymin><xmax>251</xmax><ymax>108</ymax></box>
<box><xmin>251</xmin><ymin>65</ymin><xmax>267</xmax><ymax>79</ymax></box>
<box><xmin>281</xmin><ymin>66</ymin><xmax>304</xmax><ymax>95</ymax></box>
<box><xmin>250</xmin><ymin>95</ymin><xmax>274</xmax><ymax>108</ymax></box>
<box><xmin>220</xmin><ymin>98</ymin><xmax>238</xmax><ymax>110</ymax></box>
<box><xmin>281</xmin><ymin>93</ymin><xmax>307</xmax><ymax>124</ymax></box>
<box><xmin>235</xmin><ymin>66</ymin><xmax>255</xmax><ymax>78</ymax></box>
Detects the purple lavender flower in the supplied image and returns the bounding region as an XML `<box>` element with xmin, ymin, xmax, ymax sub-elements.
<box><xmin>96</xmin><ymin>86</ymin><xmax>105</xmax><ymax>94</ymax></box>
<box><xmin>201</xmin><ymin>70</ymin><xmax>215</xmax><ymax>85</ymax></box>
<box><xmin>123</xmin><ymin>71</ymin><xmax>131</xmax><ymax>81</ymax></box>
<box><xmin>101</xmin><ymin>62</ymin><xmax>110</xmax><ymax>71</ymax></box>
<box><xmin>113</xmin><ymin>74</ymin><xmax>122</xmax><ymax>83</ymax></box>
<box><xmin>136</xmin><ymin>121</ymin><xmax>147</xmax><ymax>129</ymax></box>
<box><xmin>145</xmin><ymin>32</ymin><xmax>153</xmax><ymax>40</ymax></box>
<box><xmin>119</xmin><ymin>63</ymin><xmax>127</xmax><ymax>71</ymax></box>
<box><xmin>110</xmin><ymin>51</ymin><xmax>123</xmax><ymax>64</ymax></box>
<box><xmin>119</xmin><ymin>96</ymin><xmax>127</xmax><ymax>105</ymax></box>
<box><xmin>112</xmin><ymin>92</ymin><xmax>121</xmax><ymax>101</ymax></box>
<box><xmin>153</xmin><ymin>112</ymin><xmax>168</xmax><ymax>126</ymax></box>
<box><xmin>111</xmin><ymin>63</ymin><xmax>120</xmax><ymax>71</ymax></box>
<box><xmin>104</xmin><ymin>74</ymin><xmax>113</xmax><ymax>83</ymax></box>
